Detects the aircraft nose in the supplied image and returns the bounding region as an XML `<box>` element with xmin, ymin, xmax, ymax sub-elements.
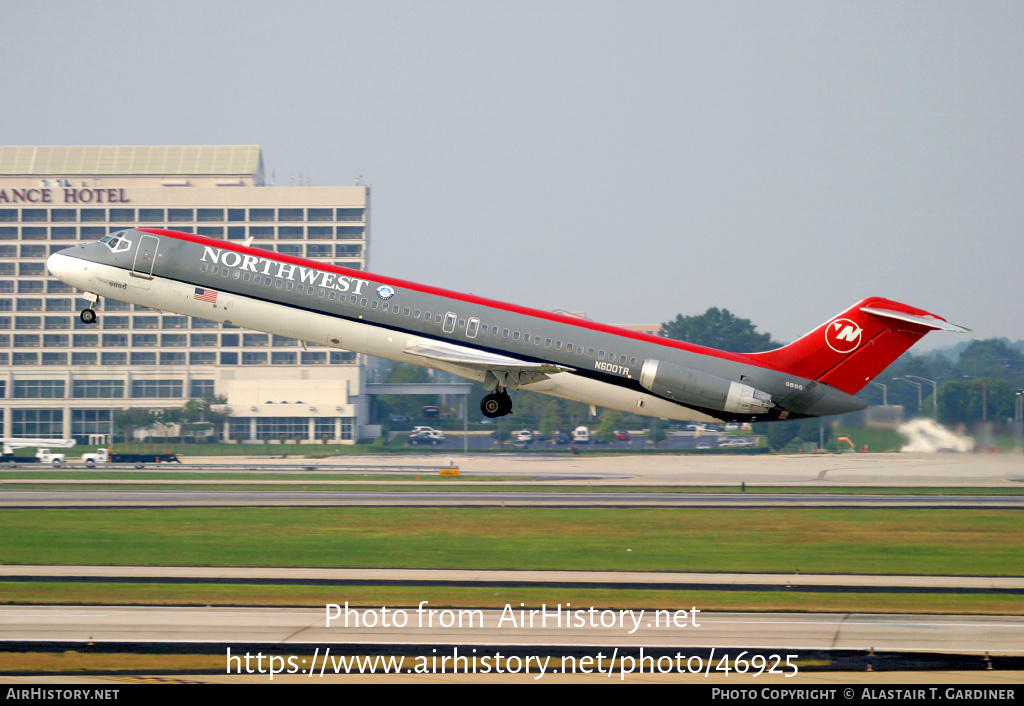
<box><xmin>46</xmin><ymin>250</ymin><xmax>80</xmax><ymax>284</ymax></box>
<box><xmin>46</xmin><ymin>251</ymin><xmax>68</xmax><ymax>280</ymax></box>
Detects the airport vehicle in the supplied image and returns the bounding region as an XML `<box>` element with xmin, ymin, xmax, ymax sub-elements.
<box><xmin>80</xmin><ymin>448</ymin><xmax>182</xmax><ymax>468</ymax></box>
<box><xmin>572</xmin><ymin>426</ymin><xmax>591</xmax><ymax>443</ymax></box>
<box><xmin>515</xmin><ymin>429</ymin><xmax>534</xmax><ymax>443</ymax></box>
<box><xmin>1</xmin><ymin>439</ymin><xmax>76</xmax><ymax>467</ymax></box>
<box><xmin>46</xmin><ymin>228</ymin><xmax>967</xmax><ymax>425</ymax></box>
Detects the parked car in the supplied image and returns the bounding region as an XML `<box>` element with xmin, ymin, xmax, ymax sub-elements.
<box><xmin>615</xmin><ymin>430</ymin><xmax>630</xmax><ymax>441</ymax></box>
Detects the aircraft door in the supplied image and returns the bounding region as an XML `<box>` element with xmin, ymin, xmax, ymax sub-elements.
<box><xmin>131</xmin><ymin>234</ymin><xmax>160</xmax><ymax>284</ymax></box>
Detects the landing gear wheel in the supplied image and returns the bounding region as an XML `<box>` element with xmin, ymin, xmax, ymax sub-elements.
<box><xmin>80</xmin><ymin>309</ymin><xmax>97</xmax><ymax>324</ymax></box>
<box><xmin>481</xmin><ymin>394</ymin><xmax>503</xmax><ymax>418</ymax></box>
<box><xmin>480</xmin><ymin>391</ymin><xmax>513</xmax><ymax>418</ymax></box>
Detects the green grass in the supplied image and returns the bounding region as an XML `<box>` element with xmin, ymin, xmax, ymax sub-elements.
<box><xmin>1</xmin><ymin>581</ymin><xmax>1019</xmax><ymax>615</ymax></box>
<box><xmin>1</xmin><ymin>507</ymin><xmax>1021</xmax><ymax>576</ymax></box>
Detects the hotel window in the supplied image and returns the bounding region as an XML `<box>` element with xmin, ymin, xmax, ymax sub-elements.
<box><xmin>21</xmin><ymin>209</ymin><xmax>47</xmax><ymax>222</ymax></box>
<box><xmin>81</xmin><ymin>209</ymin><xmax>107</xmax><ymax>222</ymax></box>
<box><xmin>168</xmin><ymin>209</ymin><xmax>194</xmax><ymax>222</ymax></box>
<box><xmin>278</xmin><ymin>208</ymin><xmax>303</xmax><ymax>221</ymax></box>
<box><xmin>12</xmin><ymin>409</ymin><xmax>63</xmax><ymax>437</ymax></box>
<box><xmin>138</xmin><ymin>209</ymin><xmax>164</xmax><ymax>222</ymax></box>
<box><xmin>162</xmin><ymin>334</ymin><xmax>187</xmax><ymax>347</ymax></box>
<box><xmin>197</xmin><ymin>209</ymin><xmax>225</xmax><ymax>222</ymax></box>
<box><xmin>131</xmin><ymin>380</ymin><xmax>183</xmax><ymax>398</ymax></box>
<box><xmin>51</xmin><ymin>209</ymin><xmax>76</xmax><ymax>222</ymax></box>
<box><xmin>336</xmin><ymin>208</ymin><xmax>363</xmax><ymax>222</ymax></box>
<box><xmin>73</xmin><ymin>334</ymin><xmax>100</xmax><ymax>347</ymax></box>
<box><xmin>72</xmin><ymin>352</ymin><xmax>98</xmax><ymax>365</ymax></box>
<box><xmin>17</xmin><ymin>299</ymin><xmax>43</xmax><ymax>312</ymax></box>
<box><xmin>13</xmin><ymin>380</ymin><xmax>65</xmax><ymax>398</ymax></box>
<box><xmin>72</xmin><ymin>380</ymin><xmax>125</xmax><ymax>398</ymax></box>
<box><xmin>109</xmin><ymin>209</ymin><xmax>136</xmax><ymax>222</ymax></box>
<box><xmin>190</xmin><ymin>380</ymin><xmax>216</xmax><ymax>397</ymax></box>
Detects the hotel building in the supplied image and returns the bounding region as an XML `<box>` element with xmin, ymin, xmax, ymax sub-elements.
<box><xmin>0</xmin><ymin>145</ymin><xmax>370</xmax><ymax>443</ymax></box>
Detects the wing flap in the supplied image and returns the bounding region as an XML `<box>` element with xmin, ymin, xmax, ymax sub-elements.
<box><xmin>403</xmin><ymin>341</ymin><xmax>573</xmax><ymax>374</ymax></box>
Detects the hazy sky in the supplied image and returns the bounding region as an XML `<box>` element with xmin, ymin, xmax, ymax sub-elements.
<box><xmin>4</xmin><ymin>1</ymin><xmax>1022</xmax><ymax>349</ymax></box>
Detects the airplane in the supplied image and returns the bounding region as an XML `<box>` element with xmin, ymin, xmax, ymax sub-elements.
<box><xmin>45</xmin><ymin>228</ymin><xmax>968</xmax><ymax>425</ymax></box>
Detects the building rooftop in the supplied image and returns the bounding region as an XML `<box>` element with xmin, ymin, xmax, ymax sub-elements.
<box><xmin>0</xmin><ymin>145</ymin><xmax>263</xmax><ymax>179</ymax></box>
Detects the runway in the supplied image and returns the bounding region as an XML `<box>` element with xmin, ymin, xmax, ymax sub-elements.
<box><xmin>3</xmin><ymin>564</ymin><xmax>1023</xmax><ymax>592</ymax></box>
<box><xmin>2</xmin><ymin>605</ymin><xmax>1021</xmax><ymax>656</ymax></box>
<box><xmin>2</xmin><ymin>488</ymin><xmax>1021</xmax><ymax>508</ymax></box>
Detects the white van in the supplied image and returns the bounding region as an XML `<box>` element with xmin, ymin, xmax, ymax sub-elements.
<box><xmin>572</xmin><ymin>426</ymin><xmax>590</xmax><ymax>443</ymax></box>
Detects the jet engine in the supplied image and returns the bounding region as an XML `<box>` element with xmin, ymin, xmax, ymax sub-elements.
<box><xmin>639</xmin><ymin>359</ymin><xmax>774</xmax><ymax>415</ymax></box>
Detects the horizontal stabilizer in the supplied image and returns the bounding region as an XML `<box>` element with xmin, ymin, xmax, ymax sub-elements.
<box><xmin>859</xmin><ymin>306</ymin><xmax>971</xmax><ymax>333</ymax></box>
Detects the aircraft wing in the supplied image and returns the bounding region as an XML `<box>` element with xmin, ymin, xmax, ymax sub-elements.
<box><xmin>404</xmin><ymin>341</ymin><xmax>574</xmax><ymax>388</ymax></box>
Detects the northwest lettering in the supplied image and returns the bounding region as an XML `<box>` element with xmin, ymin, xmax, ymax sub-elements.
<box><xmin>200</xmin><ymin>245</ymin><xmax>371</xmax><ymax>296</ymax></box>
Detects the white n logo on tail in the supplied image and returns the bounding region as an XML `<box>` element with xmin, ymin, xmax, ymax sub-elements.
<box><xmin>825</xmin><ymin>318</ymin><xmax>863</xmax><ymax>354</ymax></box>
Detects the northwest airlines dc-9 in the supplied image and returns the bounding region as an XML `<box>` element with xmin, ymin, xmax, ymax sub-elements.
<box><xmin>46</xmin><ymin>228</ymin><xmax>967</xmax><ymax>424</ymax></box>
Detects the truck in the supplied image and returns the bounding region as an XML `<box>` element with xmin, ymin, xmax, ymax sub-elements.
<box><xmin>80</xmin><ymin>448</ymin><xmax>182</xmax><ymax>468</ymax></box>
<box><xmin>572</xmin><ymin>426</ymin><xmax>591</xmax><ymax>444</ymax></box>
<box><xmin>1</xmin><ymin>439</ymin><xmax>76</xmax><ymax>467</ymax></box>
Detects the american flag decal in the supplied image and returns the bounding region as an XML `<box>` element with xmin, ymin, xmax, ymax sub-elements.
<box><xmin>193</xmin><ymin>288</ymin><xmax>218</xmax><ymax>304</ymax></box>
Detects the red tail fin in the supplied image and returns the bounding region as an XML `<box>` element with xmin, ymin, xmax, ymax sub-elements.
<box><xmin>747</xmin><ymin>298</ymin><xmax>967</xmax><ymax>394</ymax></box>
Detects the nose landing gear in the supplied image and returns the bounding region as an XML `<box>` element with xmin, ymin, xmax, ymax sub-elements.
<box><xmin>480</xmin><ymin>389</ymin><xmax>513</xmax><ymax>418</ymax></box>
<box><xmin>79</xmin><ymin>292</ymin><xmax>99</xmax><ymax>324</ymax></box>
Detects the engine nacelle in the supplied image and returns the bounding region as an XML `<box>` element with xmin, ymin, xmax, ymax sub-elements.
<box><xmin>639</xmin><ymin>359</ymin><xmax>774</xmax><ymax>415</ymax></box>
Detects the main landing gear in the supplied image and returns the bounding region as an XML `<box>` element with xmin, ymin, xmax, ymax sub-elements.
<box><xmin>480</xmin><ymin>389</ymin><xmax>513</xmax><ymax>418</ymax></box>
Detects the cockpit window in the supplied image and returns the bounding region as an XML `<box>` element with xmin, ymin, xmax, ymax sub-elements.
<box><xmin>99</xmin><ymin>230</ymin><xmax>133</xmax><ymax>253</ymax></box>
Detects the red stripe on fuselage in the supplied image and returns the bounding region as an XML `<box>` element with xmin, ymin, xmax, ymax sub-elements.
<box><xmin>139</xmin><ymin>227</ymin><xmax>773</xmax><ymax>371</ymax></box>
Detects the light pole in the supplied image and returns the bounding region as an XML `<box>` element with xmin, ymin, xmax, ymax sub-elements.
<box><xmin>906</xmin><ymin>375</ymin><xmax>939</xmax><ymax>420</ymax></box>
<box><xmin>1015</xmin><ymin>390</ymin><xmax>1023</xmax><ymax>453</ymax></box>
<box><xmin>894</xmin><ymin>378</ymin><xmax>922</xmax><ymax>416</ymax></box>
<box><xmin>869</xmin><ymin>381</ymin><xmax>888</xmax><ymax>406</ymax></box>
